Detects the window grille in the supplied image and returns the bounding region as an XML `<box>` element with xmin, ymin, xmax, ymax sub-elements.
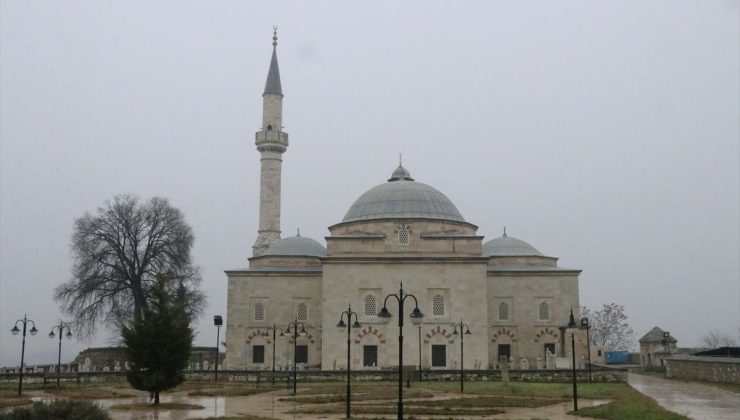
<box><xmin>538</xmin><ymin>302</ymin><xmax>549</xmax><ymax>321</ymax></box>
<box><xmin>398</xmin><ymin>228</ymin><xmax>409</xmax><ymax>245</ymax></box>
<box><xmin>364</xmin><ymin>294</ymin><xmax>377</xmax><ymax>316</ymax></box>
<box><xmin>431</xmin><ymin>345</ymin><xmax>446</xmax><ymax>367</ymax></box>
<box><xmin>252</xmin><ymin>345</ymin><xmax>265</xmax><ymax>363</ymax></box>
<box><xmin>498</xmin><ymin>302</ymin><xmax>509</xmax><ymax>320</ymax></box>
<box><xmin>432</xmin><ymin>295</ymin><xmax>445</xmax><ymax>316</ymax></box>
<box><xmin>363</xmin><ymin>345</ymin><xmax>378</xmax><ymax>367</ymax></box>
<box><xmin>297</xmin><ymin>303</ymin><xmax>308</xmax><ymax>321</ymax></box>
<box><xmin>254</xmin><ymin>302</ymin><xmax>265</xmax><ymax>321</ymax></box>
<box><xmin>295</xmin><ymin>345</ymin><xmax>308</xmax><ymax>364</ymax></box>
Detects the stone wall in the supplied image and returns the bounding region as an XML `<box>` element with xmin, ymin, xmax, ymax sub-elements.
<box><xmin>665</xmin><ymin>356</ymin><xmax>739</xmax><ymax>384</ymax></box>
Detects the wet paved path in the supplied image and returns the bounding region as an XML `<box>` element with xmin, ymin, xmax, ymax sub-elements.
<box><xmin>628</xmin><ymin>372</ymin><xmax>740</xmax><ymax>420</ymax></box>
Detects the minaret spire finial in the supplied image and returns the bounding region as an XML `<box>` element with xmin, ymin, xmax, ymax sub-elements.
<box><xmin>399</xmin><ymin>153</ymin><xmax>403</xmax><ymax>167</ymax></box>
<box><xmin>272</xmin><ymin>25</ymin><xmax>278</xmax><ymax>47</ymax></box>
<box><xmin>503</xmin><ymin>227</ymin><xmax>507</xmax><ymax>237</ymax></box>
<box><xmin>297</xmin><ymin>228</ymin><xmax>300</xmax><ymax>237</ymax></box>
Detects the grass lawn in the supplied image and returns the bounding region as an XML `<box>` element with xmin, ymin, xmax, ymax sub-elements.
<box><xmin>418</xmin><ymin>381</ymin><xmax>689</xmax><ymax>419</ymax></box>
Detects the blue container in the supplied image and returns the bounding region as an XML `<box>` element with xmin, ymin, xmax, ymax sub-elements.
<box><xmin>605</xmin><ymin>351</ymin><xmax>629</xmax><ymax>364</ymax></box>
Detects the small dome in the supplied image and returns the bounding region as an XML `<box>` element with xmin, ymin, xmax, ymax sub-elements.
<box><xmin>263</xmin><ymin>235</ymin><xmax>326</xmax><ymax>257</ymax></box>
<box><xmin>388</xmin><ymin>164</ymin><xmax>414</xmax><ymax>181</ymax></box>
<box><xmin>342</xmin><ymin>166</ymin><xmax>465</xmax><ymax>223</ymax></box>
<box><xmin>483</xmin><ymin>233</ymin><xmax>543</xmax><ymax>257</ymax></box>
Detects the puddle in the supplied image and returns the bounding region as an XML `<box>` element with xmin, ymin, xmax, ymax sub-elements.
<box><xmin>32</xmin><ymin>395</ymin><xmax>226</xmax><ymax>420</ymax></box>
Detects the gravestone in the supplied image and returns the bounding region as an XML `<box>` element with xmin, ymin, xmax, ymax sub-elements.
<box><xmin>545</xmin><ymin>350</ymin><xmax>555</xmax><ymax>369</ymax></box>
<box><xmin>520</xmin><ymin>357</ymin><xmax>529</xmax><ymax>370</ymax></box>
<box><xmin>499</xmin><ymin>356</ymin><xmax>510</xmax><ymax>385</ymax></box>
<box><xmin>536</xmin><ymin>357</ymin><xmax>543</xmax><ymax>370</ymax></box>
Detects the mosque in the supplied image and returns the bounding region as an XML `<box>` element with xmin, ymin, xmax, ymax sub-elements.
<box><xmin>224</xmin><ymin>32</ymin><xmax>583</xmax><ymax>371</ymax></box>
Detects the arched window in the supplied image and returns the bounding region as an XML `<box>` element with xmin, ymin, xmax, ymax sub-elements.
<box><xmin>398</xmin><ymin>227</ymin><xmax>410</xmax><ymax>245</ymax></box>
<box><xmin>538</xmin><ymin>302</ymin><xmax>549</xmax><ymax>321</ymax></box>
<box><xmin>297</xmin><ymin>303</ymin><xmax>308</xmax><ymax>321</ymax></box>
<box><xmin>266</xmin><ymin>124</ymin><xmax>273</xmax><ymax>130</ymax></box>
<box><xmin>432</xmin><ymin>295</ymin><xmax>445</xmax><ymax>316</ymax></box>
<box><xmin>364</xmin><ymin>295</ymin><xmax>377</xmax><ymax>316</ymax></box>
<box><xmin>498</xmin><ymin>302</ymin><xmax>509</xmax><ymax>320</ymax></box>
<box><xmin>254</xmin><ymin>302</ymin><xmax>265</xmax><ymax>321</ymax></box>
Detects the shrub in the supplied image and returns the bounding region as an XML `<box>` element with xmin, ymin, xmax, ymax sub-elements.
<box><xmin>0</xmin><ymin>399</ymin><xmax>111</xmax><ymax>420</ymax></box>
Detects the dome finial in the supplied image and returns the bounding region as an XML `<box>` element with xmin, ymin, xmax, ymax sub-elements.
<box><xmin>296</xmin><ymin>228</ymin><xmax>301</xmax><ymax>237</ymax></box>
<box><xmin>503</xmin><ymin>227</ymin><xmax>507</xmax><ymax>237</ymax></box>
<box><xmin>272</xmin><ymin>25</ymin><xmax>278</xmax><ymax>47</ymax></box>
<box><xmin>399</xmin><ymin>153</ymin><xmax>403</xmax><ymax>167</ymax></box>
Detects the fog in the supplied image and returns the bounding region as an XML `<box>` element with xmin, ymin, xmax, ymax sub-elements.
<box><xmin>1</xmin><ymin>1</ymin><xmax>738</xmax><ymax>366</ymax></box>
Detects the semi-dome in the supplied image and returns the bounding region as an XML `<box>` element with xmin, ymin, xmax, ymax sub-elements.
<box><xmin>263</xmin><ymin>235</ymin><xmax>326</xmax><ymax>257</ymax></box>
<box><xmin>483</xmin><ymin>231</ymin><xmax>543</xmax><ymax>257</ymax></box>
<box><xmin>341</xmin><ymin>165</ymin><xmax>465</xmax><ymax>223</ymax></box>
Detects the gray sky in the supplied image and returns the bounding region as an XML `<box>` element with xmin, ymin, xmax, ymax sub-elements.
<box><xmin>1</xmin><ymin>1</ymin><xmax>738</xmax><ymax>366</ymax></box>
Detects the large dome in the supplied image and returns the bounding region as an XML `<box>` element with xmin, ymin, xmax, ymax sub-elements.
<box><xmin>483</xmin><ymin>232</ymin><xmax>543</xmax><ymax>257</ymax></box>
<box><xmin>263</xmin><ymin>235</ymin><xmax>327</xmax><ymax>257</ymax></box>
<box><xmin>341</xmin><ymin>165</ymin><xmax>465</xmax><ymax>223</ymax></box>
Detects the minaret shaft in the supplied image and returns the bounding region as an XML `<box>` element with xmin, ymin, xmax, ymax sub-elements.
<box><xmin>252</xmin><ymin>33</ymin><xmax>288</xmax><ymax>257</ymax></box>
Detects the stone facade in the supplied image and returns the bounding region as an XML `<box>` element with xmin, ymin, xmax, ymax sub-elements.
<box><xmin>666</xmin><ymin>355</ymin><xmax>740</xmax><ymax>384</ymax></box>
<box><xmin>639</xmin><ymin>326</ymin><xmax>678</xmax><ymax>368</ymax></box>
<box><xmin>224</xmin><ymin>35</ymin><xmax>584</xmax><ymax>372</ymax></box>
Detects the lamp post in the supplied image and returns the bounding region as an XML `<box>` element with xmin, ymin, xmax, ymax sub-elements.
<box><xmin>580</xmin><ymin>317</ymin><xmax>592</xmax><ymax>383</ymax></box>
<box><xmin>566</xmin><ymin>309</ymin><xmax>579</xmax><ymax>411</ymax></box>
<box><xmin>661</xmin><ymin>331</ymin><xmax>672</xmax><ymax>354</ymax></box>
<box><xmin>378</xmin><ymin>282</ymin><xmax>424</xmax><ymax>420</ymax></box>
<box><xmin>417</xmin><ymin>325</ymin><xmax>422</xmax><ymax>383</ymax></box>
<box><xmin>452</xmin><ymin>320</ymin><xmax>472</xmax><ymax>393</ymax></box>
<box><xmin>10</xmin><ymin>314</ymin><xmax>38</xmax><ymax>396</ymax></box>
<box><xmin>337</xmin><ymin>304</ymin><xmax>361</xmax><ymax>418</ymax></box>
<box><xmin>48</xmin><ymin>321</ymin><xmax>73</xmax><ymax>387</ymax></box>
<box><xmin>259</xmin><ymin>324</ymin><xmax>286</xmax><ymax>384</ymax></box>
<box><xmin>213</xmin><ymin>315</ymin><xmax>223</xmax><ymax>382</ymax></box>
<box><xmin>286</xmin><ymin>319</ymin><xmax>307</xmax><ymax>394</ymax></box>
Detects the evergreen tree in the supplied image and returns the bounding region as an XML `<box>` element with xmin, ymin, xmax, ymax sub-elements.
<box><xmin>121</xmin><ymin>277</ymin><xmax>194</xmax><ymax>404</ymax></box>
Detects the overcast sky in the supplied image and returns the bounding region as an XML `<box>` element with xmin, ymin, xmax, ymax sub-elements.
<box><xmin>1</xmin><ymin>1</ymin><xmax>738</xmax><ymax>366</ymax></box>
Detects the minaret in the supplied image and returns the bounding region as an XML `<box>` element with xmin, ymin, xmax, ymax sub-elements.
<box><xmin>252</xmin><ymin>27</ymin><xmax>289</xmax><ymax>257</ymax></box>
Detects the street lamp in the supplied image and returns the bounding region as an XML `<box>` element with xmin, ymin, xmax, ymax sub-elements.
<box><xmin>378</xmin><ymin>282</ymin><xmax>424</xmax><ymax>420</ymax></box>
<box><xmin>662</xmin><ymin>331</ymin><xmax>672</xmax><ymax>354</ymax></box>
<box><xmin>580</xmin><ymin>317</ymin><xmax>592</xmax><ymax>383</ymax></box>
<box><xmin>10</xmin><ymin>314</ymin><xmax>38</xmax><ymax>396</ymax></box>
<box><xmin>452</xmin><ymin>320</ymin><xmax>472</xmax><ymax>393</ymax></box>
<box><xmin>48</xmin><ymin>321</ymin><xmax>73</xmax><ymax>387</ymax></box>
<box><xmin>286</xmin><ymin>319</ymin><xmax>307</xmax><ymax>394</ymax></box>
<box><xmin>213</xmin><ymin>315</ymin><xmax>223</xmax><ymax>382</ymax></box>
<box><xmin>566</xmin><ymin>309</ymin><xmax>579</xmax><ymax>411</ymax></box>
<box><xmin>417</xmin><ymin>325</ymin><xmax>422</xmax><ymax>383</ymax></box>
<box><xmin>337</xmin><ymin>304</ymin><xmax>361</xmax><ymax>418</ymax></box>
<box><xmin>259</xmin><ymin>324</ymin><xmax>286</xmax><ymax>385</ymax></box>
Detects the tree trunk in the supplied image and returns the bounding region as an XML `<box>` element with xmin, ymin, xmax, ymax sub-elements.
<box><xmin>154</xmin><ymin>390</ymin><xmax>160</xmax><ymax>405</ymax></box>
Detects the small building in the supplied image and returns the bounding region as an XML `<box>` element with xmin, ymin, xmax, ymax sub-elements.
<box><xmin>639</xmin><ymin>326</ymin><xmax>677</xmax><ymax>368</ymax></box>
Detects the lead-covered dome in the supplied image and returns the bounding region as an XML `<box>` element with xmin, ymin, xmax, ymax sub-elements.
<box><xmin>263</xmin><ymin>235</ymin><xmax>327</xmax><ymax>257</ymax></box>
<box><xmin>341</xmin><ymin>165</ymin><xmax>465</xmax><ymax>223</ymax></box>
<box><xmin>483</xmin><ymin>232</ymin><xmax>543</xmax><ymax>257</ymax></box>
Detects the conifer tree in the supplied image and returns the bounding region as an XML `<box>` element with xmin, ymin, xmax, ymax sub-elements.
<box><xmin>121</xmin><ymin>277</ymin><xmax>194</xmax><ymax>404</ymax></box>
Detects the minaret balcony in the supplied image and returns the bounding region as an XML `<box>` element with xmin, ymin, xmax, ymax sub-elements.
<box><xmin>255</xmin><ymin>130</ymin><xmax>289</xmax><ymax>152</ymax></box>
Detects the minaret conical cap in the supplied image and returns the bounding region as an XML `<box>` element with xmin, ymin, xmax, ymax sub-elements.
<box><xmin>263</xmin><ymin>27</ymin><xmax>283</xmax><ymax>96</ymax></box>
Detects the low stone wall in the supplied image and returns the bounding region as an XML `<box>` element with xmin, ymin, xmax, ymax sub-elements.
<box><xmin>665</xmin><ymin>356</ymin><xmax>739</xmax><ymax>384</ymax></box>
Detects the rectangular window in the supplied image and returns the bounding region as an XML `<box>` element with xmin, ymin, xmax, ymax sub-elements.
<box><xmin>497</xmin><ymin>344</ymin><xmax>511</xmax><ymax>360</ymax></box>
<box><xmin>363</xmin><ymin>345</ymin><xmax>378</xmax><ymax>367</ymax></box>
<box><xmin>252</xmin><ymin>345</ymin><xmax>265</xmax><ymax>363</ymax></box>
<box><xmin>295</xmin><ymin>345</ymin><xmax>308</xmax><ymax>364</ymax></box>
<box><xmin>431</xmin><ymin>345</ymin><xmax>446</xmax><ymax>367</ymax></box>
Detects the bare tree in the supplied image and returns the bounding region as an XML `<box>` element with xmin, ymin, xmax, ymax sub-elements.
<box><xmin>581</xmin><ymin>303</ymin><xmax>634</xmax><ymax>351</ymax></box>
<box><xmin>699</xmin><ymin>330</ymin><xmax>737</xmax><ymax>348</ymax></box>
<box><xmin>55</xmin><ymin>194</ymin><xmax>205</xmax><ymax>337</ymax></box>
